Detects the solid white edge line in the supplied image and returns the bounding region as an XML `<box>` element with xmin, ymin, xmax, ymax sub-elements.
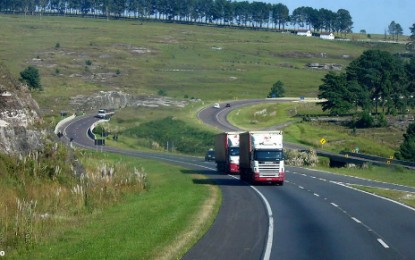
<box><xmin>70</xmin><ymin>116</ymin><xmax>272</xmax><ymax>256</ymax></box>
<box><xmin>377</xmin><ymin>238</ymin><xmax>390</xmax><ymax>248</ymax></box>
<box><xmin>249</xmin><ymin>185</ymin><xmax>273</xmax><ymax>260</ymax></box>
<box><xmin>351</xmin><ymin>217</ymin><xmax>361</xmax><ymax>223</ymax></box>
<box><xmin>71</xmin><ymin>135</ymin><xmax>273</xmax><ymax>260</ymax></box>
<box><xmin>227</xmin><ymin>175</ymin><xmax>274</xmax><ymax>260</ymax></box>
<box><xmin>334</xmin><ymin>182</ymin><xmax>415</xmax><ymax>212</ymax></box>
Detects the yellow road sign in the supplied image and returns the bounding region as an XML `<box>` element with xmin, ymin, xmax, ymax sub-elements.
<box><xmin>320</xmin><ymin>138</ymin><xmax>326</xmax><ymax>145</ymax></box>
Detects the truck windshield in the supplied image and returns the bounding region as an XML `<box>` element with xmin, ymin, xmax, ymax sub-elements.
<box><xmin>254</xmin><ymin>150</ymin><xmax>283</xmax><ymax>161</ymax></box>
<box><xmin>228</xmin><ymin>147</ymin><xmax>239</xmax><ymax>156</ymax></box>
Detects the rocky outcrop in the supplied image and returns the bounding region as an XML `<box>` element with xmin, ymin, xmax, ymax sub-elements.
<box><xmin>69</xmin><ymin>90</ymin><xmax>191</xmax><ymax>112</ymax></box>
<box><xmin>0</xmin><ymin>64</ymin><xmax>44</xmax><ymax>155</ymax></box>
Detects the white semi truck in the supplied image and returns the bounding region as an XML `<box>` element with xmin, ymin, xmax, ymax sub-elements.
<box><xmin>215</xmin><ymin>132</ymin><xmax>241</xmax><ymax>174</ymax></box>
<box><xmin>239</xmin><ymin>131</ymin><xmax>285</xmax><ymax>185</ymax></box>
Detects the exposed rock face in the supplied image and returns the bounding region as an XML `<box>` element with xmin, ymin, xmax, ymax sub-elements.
<box><xmin>69</xmin><ymin>90</ymin><xmax>190</xmax><ymax>112</ymax></box>
<box><xmin>0</xmin><ymin>64</ymin><xmax>44</xmax><ymax>155</ymax></box>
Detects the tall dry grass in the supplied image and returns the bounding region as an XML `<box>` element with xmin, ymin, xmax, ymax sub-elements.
<box><xmin>0</xmin><ymin>145</ymin><xmax>147</xmax><ymax>255</ymax></box>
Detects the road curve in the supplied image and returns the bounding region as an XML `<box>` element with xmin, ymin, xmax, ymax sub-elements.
<box><xmin>63</xmin><ymin>115</ymin><xmax>269</xmax><ymax>259</ymax></box>
<box><xmin>196</xmin><ymin>99</ymin><xmax>415</xmax><ymax>259</ymax></box>
<box><xmin>63</xmin><ymin>111</ymin><xmax>415</xmax><ymax>260</ymax></box>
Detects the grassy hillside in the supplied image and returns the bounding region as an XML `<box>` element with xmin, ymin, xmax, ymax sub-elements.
<box><xmin>1</xmin><ymin>14</ymin><xmax>407</xmax><ymax>114</ymax></box>
<box><xmin>1</xmin><ymin>14</ymin><xmax>414</xmax><ymax>257</ymax></box>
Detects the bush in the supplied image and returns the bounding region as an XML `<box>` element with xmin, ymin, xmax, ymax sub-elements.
<box><xmin>355</xmin><ymin>112</ymin><xmax>374</xmax><ymax>128</ymax></box>
<box><xmin>158</xmin><ymin>89</ymin><xmax>167</xmax><ymax>96</ymax></box>
<box><xmin>284</xmin><ymin>149</ymin><xmax>318</xmax><ymax>167</ymax></box>
<box><xmin>376</xmin><ymin>113</ymin><xmax>388</xmax><ymax>127</ymax></box>
<box><xmin>20</xmin><ymin>66</ymin><xmax>42</xmax><ymax>90</ymax></box>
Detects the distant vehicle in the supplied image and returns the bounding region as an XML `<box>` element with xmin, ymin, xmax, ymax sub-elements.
<box><xmin>225</xmin><ymin>103</ymin><xmax>231</xmax><ymax>107</ymax></box>
<box><xmin>213</xmin><ymin>103</ymin><xmax>220</xmax><ymax>109</ymax></box>
<box><xmin>205</xmin><ymin>149</ymin><xmax>216</xmax><ymax>161</ymax></box>
<box><xmin>96</xmin><ymin>109</ymin><xmax>115</xmax><ymax>119</ymax></box>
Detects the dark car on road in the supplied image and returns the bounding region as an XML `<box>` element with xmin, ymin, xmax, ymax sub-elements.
<box><xmin>205</xmin><ymin>150</ymin><xmax>215</xmax><ymax>161</ymax></box>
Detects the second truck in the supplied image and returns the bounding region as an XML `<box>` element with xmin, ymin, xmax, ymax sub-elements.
<box><xmin>215</xmin><ymin>132</ymin><xmax>241</xmax><ymax>174</ymax></box>
<box><xmin>239</xmin><ymin>131</ymin><xmax>285</xmax><ymax>185</ymax></box>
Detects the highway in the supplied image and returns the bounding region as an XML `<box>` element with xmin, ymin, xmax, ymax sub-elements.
<box><xmin>63</xmin><ymin>103</ymin><xmax>415</xmax><ymax>260</ymax></box>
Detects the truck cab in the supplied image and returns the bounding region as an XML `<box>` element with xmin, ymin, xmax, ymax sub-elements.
<box><xmin>240</xmin><ymin>131</ymin><xmax>285</xmax><ymax>185</ymax></box>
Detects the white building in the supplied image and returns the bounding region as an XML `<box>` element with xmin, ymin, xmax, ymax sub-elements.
<box><xmin>297</xmin><ymin>30</ymin><xmax>312</xmax><ymax>37</ymax></box>
<box><xmin>320</xmin><ymin>32</ymin><xmax>335</xmax><ymax>40</ymax></box>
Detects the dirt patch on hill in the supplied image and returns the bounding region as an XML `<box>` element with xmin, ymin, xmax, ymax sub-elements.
<box><xmin>69</xmin><ymin>90</ymin><xmax>194</xmax><ymax>112</ymax></box>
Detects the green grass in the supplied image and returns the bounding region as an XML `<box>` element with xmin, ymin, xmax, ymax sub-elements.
<box><xmin>284</xmin><ymin>122</ymin><xmax>400</xmax><ymax>157</ymax></box>
<box><xmin>1</xmin><ymin>14</ymin><xmax>406</xmax><ymax>115</ymax></box>
<box><xmin>350</xmin><ymin>185</ymin><xmax>415</xmax><ymax>208</ymax></box>
<box><xmin>313</xmin><ymin>164</ymin><xmax>415</xmax><ymax>188</ymax></box>
<box><xmin>1</xmin><ymin>14</ymin><xmax>408</xmax><ymax>157</ymax></box>
<box><xmin>11</xmin><ymin>151</ymin><xmax>220</xmax><ymax>259</ymax></box>
<box><xmin>228</xmin><ymin>102</ymin><xmax>299</xmax><ymax>130</ymax></box>
<box><xmin>1</xmin><ymin>15</ymin><xmax>413</xmax><ymax>256</ymax></box>
<box><xmin>226</xmin><ymin>101</ymin><xmax>402</xmax><ymax>157</ymax></box>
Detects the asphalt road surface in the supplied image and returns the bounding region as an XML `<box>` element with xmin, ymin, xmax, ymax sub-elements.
<box><xmin>63</xmin><ymin>108</ymin><xmax>415</xmax><ymax>260</ymax></box>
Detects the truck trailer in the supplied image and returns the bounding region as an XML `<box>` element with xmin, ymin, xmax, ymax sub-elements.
<box><xmin>215</xmin><ymin>132</ymin><xmax>241</xmax><ymax>174</ymax></box>
<box><xmin>239</xmin><ymin>131</ymin><xmax>285</xmax><ymax>185</ymax></box>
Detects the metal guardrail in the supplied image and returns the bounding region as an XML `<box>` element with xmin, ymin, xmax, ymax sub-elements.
<box><xmin>340</xmin><ymin>151</ymin><xmax>415</xmax><ymax>169</ymax></box>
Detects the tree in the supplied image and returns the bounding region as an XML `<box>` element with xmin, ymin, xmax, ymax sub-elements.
<box><xmin>317</xmin><ymin>72</ymin><xmax>354</xmax><ymax>115</ymax></box>
<box><xmin>268</xmin><ymin>80</ymin><xmax>285</xmax><ymax>98</ymax></box>
<box><xmin>410</xmin><ymin>23</ymin><xmax>415</xmax><ymax>40</ymax></box>
<box><xmin>20</xmin><ymin>66</ymin><xmax>42</xmax><ymax>90</ymax></box>
<box><xmin>395</xmin><ymin>23</ymin><xmax>403</xmax><ymax>41</ymax></box>
<box><xmin>271</xmin><ymin>3</ymin><xmax>289</xmax><ymax>30</ymax></box>
<box><xmin>335</xmin><ymin>9</ymin><xmax>353</xmax><ymax>36</ymax></box>
<box><xmin>346</xmin><ymin>49</ymin><xmax>407</xmax><ymax>114</ymax></box>
<box><xmin>405</xmin><ymin>57</ymin><xmax>415</xmax><ymax>108</ymax></box>
<box><xmin>388</xmin><ymin>21</ymin><xmax>396</xmax><ymax>39</ymax></box>
<box><xmin>388</xmin><ymin>21</ymin><xmax>403</xmax><ymax>41</ymax></box>
<box><xmin>396</xmin><ymin>123</ymin><xmax>415</xmax><ymax>162</ymax></box>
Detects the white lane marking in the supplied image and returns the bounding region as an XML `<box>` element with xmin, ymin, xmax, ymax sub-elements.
<box><xmin>333</xmin><ymin>182</ymin><xmax>415</xmax><ymax>213</ymax></box>
<box><xmin>351</xmin><ymin>217</ymin><xmax>361</xmax><ymax>223</ymax></box>
<box><xmin>93</xmin><ymin>145</ymin><xmax>276</xmax><ymax>258</ymax></box>
<box><xmin>228</xmin><ymin>175</ymin><xmax>273</xmax><ymax>260</ymax></box>
<box><xmin>289</xmin><ymin>172</ymin><xmax>397</xmax><ymax>251</ymax></box>
<box><xmin>377</xmin><ymin>238</ymin><xmax>390</xmax><ymax>248</ymax></box>
<box><xmin>299</xmin><ymin>186</ymin><xmax>304</xmax><ymax>189</ymax></box>
<box><xmin>250</xmin><ymin>185</ymin><xmax>274</xmax><ymax>260</ymax></box>
<box><xmin>145</xmin><ymin>157</ymin><xmax>275</xmax><ymax>259</ymax></box>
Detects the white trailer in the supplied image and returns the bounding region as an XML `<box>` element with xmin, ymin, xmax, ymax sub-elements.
<box><xmin>239</xmin><ymin>131</ymin><xmax>285</xmax><ymax>185</ymax></box>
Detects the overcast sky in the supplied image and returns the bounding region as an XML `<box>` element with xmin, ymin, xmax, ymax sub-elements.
<box><xmin>261</xmin><ymin>0</ymin><xmax>414</xmax><ymax>35</ymax></box>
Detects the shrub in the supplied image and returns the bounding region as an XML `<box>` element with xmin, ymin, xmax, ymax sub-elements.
<box><xmin>20</xmin><ymin>66</ymin><xmax>42</xmax><ymax>90</ymax></box>
<box><xmin>355</xmin><ymin>112</ymin><xmax>374</xmax><ymax>128</ymax></box>
<box><xmin>158</xmin><ymin>89</ymin><xmax>167</xmax><ymax>96</ymax></box>
<box><xmin>284</xmin><ymin>149</ymin><xmax>318</xmax><ymax>167</ymax></box>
